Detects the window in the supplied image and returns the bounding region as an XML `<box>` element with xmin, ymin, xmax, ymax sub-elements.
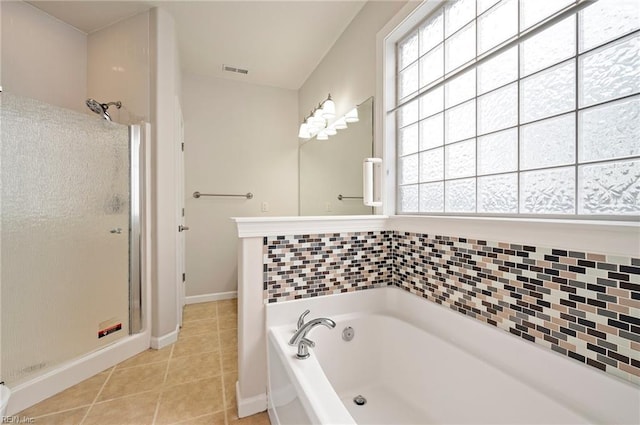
<box><xmin>395</xmin><ymin>0</ymin><xmax>640</xmax><ymax>217</ymax></box>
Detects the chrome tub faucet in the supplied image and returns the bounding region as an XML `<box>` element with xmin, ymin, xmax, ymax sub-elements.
<box><xmin>289</xmin><ymin>310</ymin><xmax>336</xmax><ymax>359</ymax></box>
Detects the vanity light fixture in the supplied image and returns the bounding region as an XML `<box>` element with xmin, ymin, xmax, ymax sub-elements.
<box><xmin>298</xmin><ymin>122</ymin><xmax>311</xmax><ymax>139</ymax></box>
<box><xmin>321</xmin><ymin>94</ymin><xmax>335</xmax><ymax>119</ymax></box>
<box><xmin>298</xmin><ymin>94</ymin><xmax>358</xmax><ymax>141</ymax></box>
<box><xmin>344</xmin><ymin>107</ymin><xmax>359</xmax><ymax>123</ymax></box>
<box><xmin>333</xmin><ymin>117</ymin><xmax>348</xmax><ymax>130</ymax></box>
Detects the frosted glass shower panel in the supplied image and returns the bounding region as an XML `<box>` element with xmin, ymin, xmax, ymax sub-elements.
<box><xmin>1</xmin><ymin>93</ymin><xmax>131</xmax><ymax>385</ymax></box>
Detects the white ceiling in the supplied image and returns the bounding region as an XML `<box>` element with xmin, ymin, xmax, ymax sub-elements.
<box><xmin>27</xmin><ymin>1</ymin><xmax>367</xmax><ymax>90</ymax></box>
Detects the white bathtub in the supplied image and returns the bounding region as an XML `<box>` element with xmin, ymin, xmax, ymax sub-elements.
<box><xmin>266</xmin><ymin>287</ymin><xmax>640</xmax><ymax>425</ymax></box>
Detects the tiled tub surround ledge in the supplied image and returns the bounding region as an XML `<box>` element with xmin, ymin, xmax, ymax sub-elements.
<box><xmin>265</xmin><ymin>288</ymin><xmax>640</xmax><ymax>425</ymax></box>
<box><xmin>263</xmin><ymin>231</ymin><xmax>640</xmax><ymax>385</ymax></box>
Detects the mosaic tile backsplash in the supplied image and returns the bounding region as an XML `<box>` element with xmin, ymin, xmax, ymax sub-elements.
<box><xmin>263</xmin><ymin>231</ymin><xmax>640</xmax><ymax>384</ymax></box>
<box><xmin>263</xmin><ymin>232</ymin><xmax>393</xmax><ymax>301</ymax></box>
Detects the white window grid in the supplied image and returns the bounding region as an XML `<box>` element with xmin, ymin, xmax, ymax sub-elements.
<box><xmin>394</xmin><ymin>0</ymin><xmax>640</xmax><ymax>219</ymax></box>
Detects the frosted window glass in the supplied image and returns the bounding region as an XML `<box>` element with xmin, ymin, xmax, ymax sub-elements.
<box><xmin>420</xmin><ymin>45</ymin><xmax>444</xmax><ymax>88</ymax></box>
<box><xmin>521</xmin><ymin>16</ymin><xmax>576</xmax><ymax>77</ymax></box>
<box><xmin>1</xmin><ymin>93</ymin><xmax>130</xmax><ymax>384</ymax></box>
<box><xmin>446</xmin><ymin>178</ymin><xmax>476</xmax><ymax>212</ymax></box>
<box><xmin>579</xmin><ymin>34</ymin><xmax>640</xmax><ymax>108</ymax></box>
<box><xmin>521</xmin><ymin>0</ymin><xmax>574</xmax><ymax>30</ymax></box>
<box><xmin>521</xmin><ymin>60</ymin><xmax>576</xmax><ymax>123</ymax></box>
<box><xmin>420</xmin><ymin>86</ymin><xmax>444</xmax><ymax>119</ymax></box>
<box><xmin>445</xmin><ymin>99</ymin><xmax>476</xmax><ymax>144</ymax></box>
<box><xmin>579</xmin><ymin>96</ymin><xmax>640</xmax><ymax>163</ymax></box>
<box><xmin>478</xmin><ymin>46</ymin><xmax>518</xmax><ymax>95</ymax></box>
<box><xmin>399</xmin><ymin>154</ymin><xmax>419</xmax><ymax>184</ymax></box>
<box><xmin>478</xmin><ymin>173</ymin><xmax>519</xmax><ymax>213</ymax></box>
<box><xmin>445</xmin><ymin>0</ymin><xmax>475</xmax><ymax>37</ymax></box>
<box><xmin>477</xmin><ymin>128</ymin><xmax>518</xmax><ymax>175</ymax></box>
<box><xmin>578</xmin><ymin>159</ymin><xmax>640</xmax><ymax>215</ymax></box>
<box><xmin>399</xmin><ymin>185</ymin><xmax>419</xmax><ymax>212</ymax></box>
<box><xmin>580</xmin><ymin>0</ymin><xmax>640</xmax><ymax>53</ymax></box>
<box><xmin>445</xmin><ymin>21</ymin><xmax>476</xmax><ymax>73</ymax></box>
<box><xmin>445</xmin><ymin>68</ymin><xmax>476</xmax><ymax>108</ymax></box>
<box><xmin>420</xmin><ymin>148</ymin><xmax>444</xmax><ymax>182</ymax></box>
<box><xmin>399</xmin><ymin>99</ymin><xmax>419</xmax><ymax>128</ymax></box>
<box><xmin>420</xmin><ymin>182</ymin><xmax>445</xmax><ymax>212</ymax></box>
<box><xmin>520</xmin><ymin>167</ymin><xmax>576</xmax><ymax>214</ymax></box>
<box><xmin>399</xmin><ymin>62</ymin><xmax>419</xmax><ymax>99</ymax></box>
<box><xmin>478</xmin><ymin>82</ymin><xmax>518</xmax><ymax>135</ymax></box>
<box><xmin>520</xmin><ymin>113</ymin><xmax>576</xmax><ymax>170</ymax></box>
<box><xmin>420</xmin><ymin>113</ymin><xmax>444</xmax><ymax>151</ymax></box>
<box><xmin>395</xmin><ymin>0</ymin><xmax>640</xmax><ymax>218</ymax></box>
<box><xmin>478</xmin><ymin>0</ymin><xmax>518</xmax><ymax>54</ymax></box>
<box><xmin>445</xmin><ymin>139</ymin><xmax>476</xmax><ymax>179</ymax></box>
<box><xmin>399</xmin><ymin>31</ymin><xmax>419</xmax><ymax>70</ymax></box>
<box><xmin>399</xmin><ymin>123</ymin><xmax>419</xmax><ymax>156</ymax></box>
<box><xmin>420</xmin><ymin>10</ymin><xmax>444</xmax><ymax>55</ymax></box>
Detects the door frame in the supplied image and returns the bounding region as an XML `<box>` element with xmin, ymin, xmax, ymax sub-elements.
<box><xmin>175</xmin><ymin>96</ymin><xmax>186</xmax><ymax>327</ymax></box>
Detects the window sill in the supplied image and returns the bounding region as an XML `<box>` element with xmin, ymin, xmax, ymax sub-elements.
<box><xmin>389</xmin><ymin>215</ymin><xmax>639</xmax><ymax>257</ymax></box>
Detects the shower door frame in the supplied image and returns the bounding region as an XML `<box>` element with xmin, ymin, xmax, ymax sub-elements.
<box><xmin>129</xmin><ymin>124</ymin><xmax>143</xmax><ymax>334</ymax></box>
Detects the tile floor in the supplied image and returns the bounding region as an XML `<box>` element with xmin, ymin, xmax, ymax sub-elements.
<box><xmin>17</xmin><ymin>299</ymin><xmax>270</xmax><ymax>425</ymax></box>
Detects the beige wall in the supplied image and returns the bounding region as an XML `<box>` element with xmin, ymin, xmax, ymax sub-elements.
<box><xmin>298</xmin><ymin>1</ymin><xmax>407</xmax><ymax>122</ymax></box>
<box><xmin>87</xmin><ymin>11</ymin><xmax>150</xmax><ymax>125</ymax></box>
<box><xmin>0</xmin><ymin>1</ymin><xmax>87</xmax><ymax>112</ymax></box>
<box><xmin>183</xmin><ymin>73</ymin><xmax>298</xmax><ymax>298</ymax></box>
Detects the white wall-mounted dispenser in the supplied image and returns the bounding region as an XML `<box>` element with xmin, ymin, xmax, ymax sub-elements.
<box><xmin>363</xmin><ymin>157</ymin><xmax>382</xmax><ymax>207</ymax></box>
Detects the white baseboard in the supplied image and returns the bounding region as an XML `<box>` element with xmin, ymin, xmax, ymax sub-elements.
<box><xmin>150</xmin><ymin>325</ymin><xmax>180</xmax><ymax>349</ymax></box>
<box><xmin>6</xmin><ymin>330</ymin><xmax>150</xmax><ymax>416</ymax></box>
<box><xmin>185</xmin><ymin>291</ymin><xmax>237</xmax><ymax>305</ymax></box>
<box><xmin>236</xmin><ymin>381</ymin><xmax>267</xmax><ymax>418</ymax></box>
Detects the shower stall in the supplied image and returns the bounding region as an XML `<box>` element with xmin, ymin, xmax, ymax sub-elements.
<box><xmin>0</xmin><ymin>92</ymin><xmax>145</xmax><ymax>396</ymax></box>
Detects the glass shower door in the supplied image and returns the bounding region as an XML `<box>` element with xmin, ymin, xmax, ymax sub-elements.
<box><xmin>1</xmin><ymin>93</ymin><xmax>133</xmax><ymax>386</ymax></box>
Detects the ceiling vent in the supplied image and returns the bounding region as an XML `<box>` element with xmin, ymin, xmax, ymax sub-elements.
<box><xmin>223</xmin><ymin>65</ymin><xmax>249</xmax><ymax>75</ymax></box>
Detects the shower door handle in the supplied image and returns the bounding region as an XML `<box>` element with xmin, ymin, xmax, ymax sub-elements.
<box><xmin>109</xmin><ymin>228</ymin><xmax>123</xmax><ymax>234</ymax></box>
<box><xmin>178</xmin><ymin>225</ymin><xmax>190</xmax><ymax>232</ymax></box>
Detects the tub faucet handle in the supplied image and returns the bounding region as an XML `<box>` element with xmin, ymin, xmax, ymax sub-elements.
<box><xmin>296</xmin><ymin>309</ymin><xmax>310</xmax><ymax>331</ymax></box>
<box><xmin>296</xmin><ymin>337</ymin><xmax>315</xmax><ymax>359</ymax></box>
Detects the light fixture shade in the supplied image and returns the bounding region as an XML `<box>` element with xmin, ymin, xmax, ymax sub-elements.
<box><xmin>333</xmin><ymin>117</ymin><xmax>348</xmax><ymax>129</ymax></box>
<box><xmin>305</xmin><ymin>115</ymin><xmax>315</xmax><ymax>128</ymax></box>
<box><xmin>322</xmin><ymin>98</ymin><xmax>335</xmax><ymax>119</ymax></box>
<box><xmin>317</xmin><ymin>130</ymin><xmax>329</xmax><ymax>140</ymax></box>
<box><xmin>325</xmin><ymin>125</ymin><xmax>337</xmax><ymax>136</ymax></box>
<box><xmin>298</xmin><ymin>123</ymin><xmax>311</xmax><ymax>139</ymax></box>
<box><xmin>345</xmin><ymin>107</ymin><xmax>359</xmax><ymax>123</ymax></box>
<box><xmin>312</xmin><ymin>108</ymin><xmax>325</xmax><ymax>127</ymax></box>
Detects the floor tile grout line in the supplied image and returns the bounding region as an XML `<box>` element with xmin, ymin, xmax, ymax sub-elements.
<box><xmin>165</xmin><ymin>407</ymin><xmax>227</xmax><ymax>425</ymax></box>
<box><xmin>152</xmin><ymin>343</ymin><xmax>175</xmax><ymax>425</ymax></box>
<box><xmin>216</xmin><ymin>301</ymin><xmax>231</xmax><ymax>425</ymax></box>
<box><xmin>78</xmin><ymin>366</ymin><xmax>116</xmax><ymax>425</ymax></box>
<box><xmin>116</xmin><ymin>358</ymin><xmax>172</xmax><ymax>371</ymax></box>
<box><xmin>28</xmin><ymin>403</ymin><xmax>93</xmax><ymax>421</ymax></box>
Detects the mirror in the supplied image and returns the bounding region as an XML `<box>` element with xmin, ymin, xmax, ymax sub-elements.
<box><xmin>299</xmin><ymin>97</ymin><xmax>374</xmax><ymax>216</ymax></box>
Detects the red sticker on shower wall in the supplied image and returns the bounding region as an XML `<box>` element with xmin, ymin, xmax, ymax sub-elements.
<box><xmin>98</xmin><ymin>323</ymin><xmax>122</xmax><ymax>338</ymax></box>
